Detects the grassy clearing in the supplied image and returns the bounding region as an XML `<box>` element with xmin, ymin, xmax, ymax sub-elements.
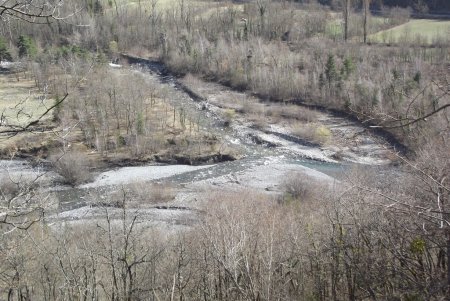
<box><xmin>369</xmin><ymin>19</ymin><xmax>450</xmax><ymax>44</ymax></box>
<box><xmin>103</xmin><ymin>0</ymin><xmax>175</xmax><ymax>11</ymax></box>
<box><xmin>326</xmin><ymin>15</ymin><xmax>406</xmax><ymax>40</ymax></box>
<box><xmin>102</xmin><ymin>0</ymin><xmax>219</xmax><ymax>12</ymax></box>
<box><xmin>0</xmin><ymin>73</ymin><xmax>53</xmax><ymax>127</ymax></box>
<box><xmin>0</xmin><ymin>73</ymin><xmax>59</xmax><ymax>158</ymax></box>
<box><xmin>325</xmin><ymin>18</ymin><xmax>343</xmax><ymax>37</ymax></box>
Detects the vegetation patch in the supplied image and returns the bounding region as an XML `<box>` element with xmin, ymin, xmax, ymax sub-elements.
<box><xmin>291</xmin><ymin>122</ymin><xmax>332</xmax><ymax>146</ymax></box>
<box><xmin>0</xmin><ymin>73</ymin><xmax>53</xmax><ymax>128</ymax></box>
<box><xmin>369</xmin><ymin>19</ymin><xmax>450</xmax><ymax>45</ymax></box>
<box><xmin>50</xmin><ymin>151</ymin><xmax>93</xmax><ymax>186</ymax></box>
<box><xmin>0</xmin><ymin>66</ymin><xmax>235</xmax><ymax>168</ymax></box>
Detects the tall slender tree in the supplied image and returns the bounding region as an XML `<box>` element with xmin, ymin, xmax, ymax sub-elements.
<box><xmin>363</xmin><ymin>0</ymin><xmax>371</xmax><ymax>43</ymax></box>
<box><xmin>343</xmin><ymin>0</ymin><xmax>351</xmax><ymax>41</ymax></box>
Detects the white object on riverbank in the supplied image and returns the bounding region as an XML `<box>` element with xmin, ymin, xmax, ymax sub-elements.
<box><xmin>109</xmin><ymin>63</ymin><xmax>122</xmax><ymax>68</ymax></box>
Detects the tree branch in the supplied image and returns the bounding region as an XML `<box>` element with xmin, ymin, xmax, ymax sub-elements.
<box><xmin>370</xmin><ymin>103</ymin><xmax>450</xmax><ymax>129</ymax></box>
<box><xmin>0</xmin><ymin>93</ymin><xmax>68</xmax><ymax>137</ymax></box>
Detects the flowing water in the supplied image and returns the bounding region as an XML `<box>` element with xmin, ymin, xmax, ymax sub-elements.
<box><xmin>0</xmin><ymin>57</ymin><xmax>399</xmax><ymax>224</ymax></box>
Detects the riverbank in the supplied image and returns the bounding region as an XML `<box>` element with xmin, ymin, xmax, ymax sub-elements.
<box><xmin>0</xmin><ymin>57</ymin><xmax>403</xmax><ymax>227</ymax></box>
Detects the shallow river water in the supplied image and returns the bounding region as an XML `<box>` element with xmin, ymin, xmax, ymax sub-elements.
<box><xmin>0</xmin><ymin>58</ymin><xmax>399</xmax><ymax>225</ymax></box>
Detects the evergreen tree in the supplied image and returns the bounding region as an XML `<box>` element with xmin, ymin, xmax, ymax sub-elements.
<box><xmin>17</xmin><ymin>35</ymin><xmax>37</xmax><ymax>58</ymax></box>
<box><xmin>341</xmin><ymin>57</ymin><xmax>355</xmax><ymax>79</ymax></box>
<box><xmin>325</xmin><ymin>54</ymin><xmax>338</xmax><ymax>84</ymax></box>
<box><xmin>0</xmin><ymin>37</ymin><xmax>12</xmax><ymax>61</ymax></box>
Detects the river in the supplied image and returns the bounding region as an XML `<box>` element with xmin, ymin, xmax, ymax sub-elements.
<box><xmin>0</xmin><ymin>57</ymin><xmax>401</xmax><ymax>228</ymax></box>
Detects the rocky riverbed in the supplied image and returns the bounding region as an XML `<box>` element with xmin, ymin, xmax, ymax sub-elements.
<box><xmin>0</xmin><ymin>57</ymin><xmax>402</xmax><ymax>228</ymax></box>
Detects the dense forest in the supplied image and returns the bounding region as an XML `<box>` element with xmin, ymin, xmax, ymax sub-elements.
<box><xmin>315</xmin><ymin>0</ymin><xmax>450</xmax><ymax>12</ymax></box>
<box><xmin>378</xmin><ymin>0</ymin><xmax>450</xmax><ymax>12</ymax></box>
<box><xmin>0</xmin><ymin>0</ymin><xmax>449</xmax><ymax>300</ymax></box>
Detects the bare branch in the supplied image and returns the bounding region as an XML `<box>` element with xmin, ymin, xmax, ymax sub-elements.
<box><xmin>370</xmin><ymin>103</ymin><xmax>450</xmax><ymax>129</ymax></box>
<box><xmin>0</xmin><ymin>93</ymin><xmax>68</xmax><ymax>137</ymax></box>
<box><xmin>0</xmin><ymin>0</ymin><xmax>66</xmax><ymax>23</ymax></box>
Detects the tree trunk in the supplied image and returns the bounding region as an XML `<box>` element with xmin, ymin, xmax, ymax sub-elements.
<box><xmin>363</xmin><ymin>0</ymin><xmax>370</xmax><ymax>44</ymax></box>
<box><xmin>343</xmin><ymin>0</ymin><xmax>350</xmax><ymax>41</ymax></box>
<box><xmin>446</xmin><ymin>232</ymin><xmax>450</xmax><ymax>297</ymax></box>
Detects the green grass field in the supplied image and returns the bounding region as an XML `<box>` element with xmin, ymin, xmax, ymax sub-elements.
<box><xmin>368</xmin><ymin>19</ymin><xmax>450</xmax><ymax>44</ymax></box>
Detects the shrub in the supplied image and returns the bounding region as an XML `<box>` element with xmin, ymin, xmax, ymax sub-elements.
<box><xmin>281</xmin><ymin>172</ymin><xmax>319</xmax><ymax>203</ymax></box>
<box><xmin>223</xmin><ymin>109</ymin><xmax>236</xmax><ymax>127</ymax></box>
<box><xmin>315</xmin><ymin>125</ymin><xmax>331</xmax><ymax>144</ymax></box>
<box><xmin>291</xmin><ymin>123</ymin><xmax>331</xmax><ymax>145</ymax></box>
<box><xmin>51</xmin><ymin>151</ymin><xmax>92</xmax><ymax>186</ymax></box>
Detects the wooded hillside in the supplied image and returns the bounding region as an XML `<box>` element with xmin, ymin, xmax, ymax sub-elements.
<box><xmin>0</xmin><ymin>0</ymin><xmax>449</xmax><ymax>300</ymax></box>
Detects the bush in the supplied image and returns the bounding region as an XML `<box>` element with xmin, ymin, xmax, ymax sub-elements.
<box><xmin>51</xmin><ymin>151</ymin><xmax>92</xmax><ymax>186</ymax></box>
<box><xmin>281</xmin><ymin>172</ymin><xmax>319</xmax><ymax>203</ymax></box>
<box><xmin>315</xmin><ymin>125</ymin><xmax>331</xmax><ymax>144</ymax></box>
<box><xmin>223</xmin><ymin>109</ymin><xmax>236</xmax><ymax>127</ymax></box>
<box><xmin>291</xmin><ymin>123</ymin><xmax>331</xmax><ymax>145</ymax></box>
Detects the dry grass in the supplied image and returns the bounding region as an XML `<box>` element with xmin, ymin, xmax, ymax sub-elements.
<box><xmin>240</xmin><ymin>101</ymin><xmax>318</xmax><ymax>130</ymax></box>
<box><xmin>182</xmin><ymin>73</ymin><xmax>206</xmax><ymax>99</ymax></box>
<box><xmin>111</xmin><ymin>0</ymin><xmax>218</xmax><ymax>12</ymax></box>
<box><xmin>266</xmin><ymin>105</ymin><xmax>318</xmax><ymax>123</ymax></box>
<box><xmin>0</xmin><ymin>73</ymin><xmax>53</xmax><ymax>127</ymax></box>
<box><xmin>0</xmin><ymin>73</ymin><xmax>61</xmax><ymax>158</ymax></box>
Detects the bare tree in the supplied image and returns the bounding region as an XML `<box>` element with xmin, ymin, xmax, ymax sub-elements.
<box><xmin>363</xmin><ymin>0</ymin><xmax>370</xmax><ymax>43</ymax></box>
<box><xmin>343</xmin><ymin>0</ymin><xmax>351</xmax><ymax>41</ymax></box>
<box><xmin>0</xmin><ymin>0</ymin><xmax>69</xmax><ymax>23</ymax></box>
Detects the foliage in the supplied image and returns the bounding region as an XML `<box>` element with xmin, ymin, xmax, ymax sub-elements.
<box><xmin>17</xmin><ymin>35</ymin><xmax>37</xmax><ymax>58</ymax></box>
<box><xmin>0</xmin><ymin>37</ymin><xmax>12</xmax><ymax>61</ymax></box>
<box><xmin>56</xmin><ymin>45</ymin><xmax>88</xmax><ymax>60</ymax></box>
<box><xmin>413</xmin><ymin>71</ymin><xmax>421</xmax><ymax>83</ymax></box>
<box><xmin>224</xmin><ymin>109</ymin><xmax>236</xmax><ymax>126</ymax></box>
<box><xmin>136</xmin><ymin>112</ymin><xmax>144</xmax><ymax>135</ymax></box>
<box><xmin>325</xmin><ymin>54</ymin><xmax>338</xmax><ymax>83</ymax></box>
<box><xmin>109</xmin><ymin>40</ymin><xmax>119</xmax><ymax>56</ymax></box>
<box><xmin>315</xmin><ymin>125</ymin><xmax>331</xmax><ymax>143</ymax></box>
<box><xmin>341</xmin><ymin>57</ymin><xmax>355</xmax><ymax>79</ymax></box>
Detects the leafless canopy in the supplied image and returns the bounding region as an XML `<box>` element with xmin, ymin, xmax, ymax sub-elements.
<box><xmin>0</xmin><ymin>0</ymin><xmax>67</xmax><ymax>23</ymax></box>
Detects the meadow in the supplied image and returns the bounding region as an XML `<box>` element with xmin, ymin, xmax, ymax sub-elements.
<box><xmin>368</xmin><ymin>18</ymin><xmax>450</xmax><ymax>44</ymax></box>
<box><xmin>0</xmin><ymin>73</ymin><xmax>53</xmax><ymax>128</ymax></box>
